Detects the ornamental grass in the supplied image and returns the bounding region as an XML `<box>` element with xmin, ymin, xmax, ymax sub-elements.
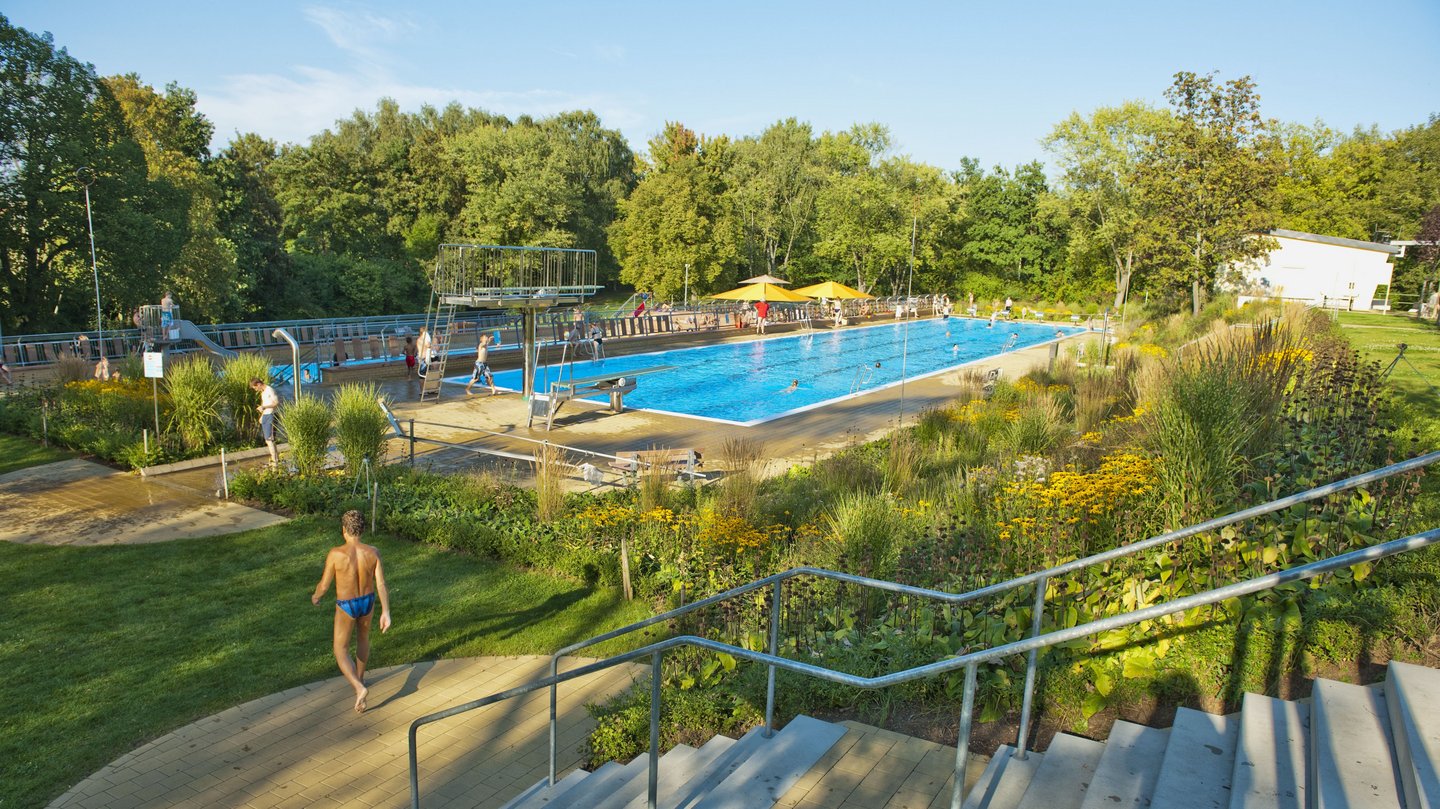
<box><xmin>220</xmin><ymin>352</ymin><xmax>272</xmax><ymax>443</ymax></box>
<box><xmin>332</xmin><ymin>382</ymin><xmax>390</xmax><ymax>477</ymax></box>
<box><xmin>279</xmin><ymin>395</ymin><xmax>331</xmax><ymax>475</ymax></box>
<box><xmin>164</xmin><ymin>356</ymin><xmax>224</xmax><ymax>452</ymax></box>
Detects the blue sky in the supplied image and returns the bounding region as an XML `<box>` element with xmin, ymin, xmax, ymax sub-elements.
<box><xmin>9</xmin><ymin>1</ymin><xmax>1439</xmax><ymax>172</ymax></box>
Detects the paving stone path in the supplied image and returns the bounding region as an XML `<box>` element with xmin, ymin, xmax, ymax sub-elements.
<box><xmin>49</xmin><ymin>656</ymin><xmax>642</xmax><ymax>809</ymax></box>
<box><xmin>0</xmin><ymin>458</ymin><xmax>285</xmax><ymax>545</ymax></box>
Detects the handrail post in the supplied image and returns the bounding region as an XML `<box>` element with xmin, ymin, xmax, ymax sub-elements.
<box><xmin>1014</xmin><ymin>574</ymin><xmax>1048</xmax><ymax>759</ymax></box>
<box><xmin>409</xmin><ymin>722</ymin><xmax>422</xmax><ymax>809</ymax></box>
<box><xmin>649</xmin><ymin>651</ymin><xmax>662</xmax><ymax>809</ymax></box>
<box><xmin>765</xmin><ymin>578</ymin><xmax>782</xmax><ymax>737</ymax></box>
<box><xmin>548</xmin><ymin>656</ymin><xmax>559</xmax><ymax>786</ymax></box>
<box><xmin>951</xmin><ymin>662</ymin><xmax>978</xmax><ymax>809</ymax></box>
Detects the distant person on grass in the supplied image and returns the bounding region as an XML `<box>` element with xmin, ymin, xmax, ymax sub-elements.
<box><xmin>312</xmin><ymin>509</ymin><xmax>392</xmax><ymax>714</ymax></box>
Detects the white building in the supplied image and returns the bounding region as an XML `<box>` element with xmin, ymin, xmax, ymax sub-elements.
<box><xmin>1234</xmin><ymin>229</ymin><xmax>1400</xmax><ymax>311</ymax></box>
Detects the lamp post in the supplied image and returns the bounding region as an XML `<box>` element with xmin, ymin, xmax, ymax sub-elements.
<box><xmin>684</xmin><ymin>263</ymin><xmax>690</xmax><ymax>308</ymax></box>
<box><xmin>77</xmin><ymin>167</ymin><xmax>102</xmax><ymax>352</ymax></box>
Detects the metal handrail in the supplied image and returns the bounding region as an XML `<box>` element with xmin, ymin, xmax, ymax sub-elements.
<box><xmin>409</xmin><ymin>453</ymin><xmax>1439</xmax><ymax>808</ymax></box>
<box><xmin>543</xmin><ymin>449</ymin><xmax>1440</xmax><ymax>767</ymax></box>
<box><xmin>409</xmin><ymin>526</ymin><xmax>1440</xmax><ymax>809</ymax></box>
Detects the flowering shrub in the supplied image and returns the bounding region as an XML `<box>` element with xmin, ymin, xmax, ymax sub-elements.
<box><xmin>996</xmin><ymin>452</ymin><xmax>1158</xmax><ymax>559</ymax></box>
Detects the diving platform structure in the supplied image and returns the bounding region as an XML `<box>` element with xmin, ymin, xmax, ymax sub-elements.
<box><xmin>421</xmin><ymin>244</ymin><xmax>601</xmax><ymax>402</ymax></box>
<box><xmin>528</xmin><ymin>364</ymin><xmax>675</xmax><ymax>430</ymax></box>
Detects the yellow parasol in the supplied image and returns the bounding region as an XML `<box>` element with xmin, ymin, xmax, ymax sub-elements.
<box><xmin>708</xmin><ymin>282</ymin><xmax>812</xmax><ymax>302</ymax></box>
<box><xmin>740</xmin><ymin>273</ymin><xmax>791</xmax><ymax>285</ymax></box>
<box><xmin>790</xmin><ymin>280</ymin><xmax>874</xmax><ymax>300</ymax></box>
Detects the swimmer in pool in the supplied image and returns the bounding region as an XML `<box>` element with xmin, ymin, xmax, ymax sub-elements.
<box><xmin>781</xmin><ymin>379</ymin><xmax>799</xmax><ymax>394</ymax></box>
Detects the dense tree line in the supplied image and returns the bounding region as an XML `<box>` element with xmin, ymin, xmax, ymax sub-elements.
<box><xmin>2</xmin><ymin>13</ymin><xmax>1437</xmax><ymax>333</ymax></box>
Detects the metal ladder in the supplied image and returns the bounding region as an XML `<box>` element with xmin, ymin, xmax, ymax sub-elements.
<box><xmin>419</xmin><ymin>300</ymin><xmax>456</xmax><ymax>402</ymax></box>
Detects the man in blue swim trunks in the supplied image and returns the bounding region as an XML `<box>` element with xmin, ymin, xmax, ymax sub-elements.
<box><xmin>312</xmin><ymin>510</ymin><xmax>392</xmax><ymax>713</ymax></box>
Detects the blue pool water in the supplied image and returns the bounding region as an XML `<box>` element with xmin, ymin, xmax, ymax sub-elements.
<box><xmin>450</xmin><ymin>318</ymin><xmax>1083</xmax><ymax>425</ymax></box>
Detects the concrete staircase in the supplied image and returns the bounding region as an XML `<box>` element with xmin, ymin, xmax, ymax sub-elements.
<box><xmin>963</xmin><ymin>660</ymin><xmax>1440</xmax><ymax>809</ymax></box>
<box><xmin>499</xmin><ymin>714</ymin><xmax>848</xmax><ymax>809</ymax></box>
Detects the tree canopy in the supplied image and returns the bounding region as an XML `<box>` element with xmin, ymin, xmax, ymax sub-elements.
<box><xmin>3</xmin><ymin>13</ymin><xmax>1438</xmax><ymax>333</ymax></box>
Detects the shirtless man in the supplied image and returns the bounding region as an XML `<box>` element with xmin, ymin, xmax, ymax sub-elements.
<box><xmin>312</xmin><ymin>510</ymin><xmax>392</xmax><ymax>713</ymax></box>
<box><xmin>465</xmin><ymin>333</ymin><xmax>498</xmax><ymax>395</ymax></box>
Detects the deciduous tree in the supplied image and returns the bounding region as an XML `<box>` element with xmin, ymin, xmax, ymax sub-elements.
<box><xmin>1136</xmin><ymin>71</ymin><xmax>1281</xmax><ymax>314</ymax></box>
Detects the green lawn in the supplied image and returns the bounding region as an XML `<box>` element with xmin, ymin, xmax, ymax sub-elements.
<box><xmin>0</xmin><ymin>434</ymin><xmax>72</xmax><ymax>476</ymax></box>
<box><xmin>0</xmin><ymin>517</ymin><xmax>658</xmax><ymax>809</ymax></box>
<box><xmin>1337</xmin><ymin>311</ymin><xmax>1440</xmax><ymax>447</ymax></box>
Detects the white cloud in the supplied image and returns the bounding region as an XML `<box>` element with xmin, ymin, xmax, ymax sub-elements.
<box><xmin>301</xmin><ymin>5</ymin><xmax>417</xmax><ymax>62</ymax></box>
<box><xmin>197</xmin><ymin>4</ymin><xmax>646</xmax><ymax>148</ymax></box>
<box><xmin>201</xmin><ymin>69</ymin><xmax>647</xmax><ymax>148</ymax></box>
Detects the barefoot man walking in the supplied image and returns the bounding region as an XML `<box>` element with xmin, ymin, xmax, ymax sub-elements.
<box><xmin>312</xmin><ymin>510</ymin><xmax>392</xmax><ymax>713</ymax></box>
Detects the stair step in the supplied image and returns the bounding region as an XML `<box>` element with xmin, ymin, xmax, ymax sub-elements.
<box><xmin>1230</xmin><ymin>693</ymin><xmax>1309</xmax><ymax>809</ymax></box>
<box><xmin>1150</xmin><ymin>708</ymin><xmax>1239</xmax><ymax>809</ymax></box>
<box><xmin>1079</xmin><ymin>721</ymin><xmax>1170</xmax><ymax>809</ymax></box>
<box><xmin>623</xmin><ymin>734</ymin><xmax>742</xmax><ymax>809</ymax></box>
<box><xmin>961</xmin><ymin>744</ymin><xmax>1044</xmax><ymax>809</ymax></box>
<box><xmin>1015</xmin><ymin>733</ymin><xmax>1106</xmax><ymax>809</ymax></box>
<box><xmin>498</xmin><ymin>768</ymin><xmax>588</xmax><ymax>809</ymax></box>
<box><xmin>692</xmin><ymin>715</ymin><xmax>847</xmax><ymax>808</ymax></box>
<box><xmin>1387</xmin><ymin>660</ymin><xmax>1440</xmax><ymax>809</ymax></box>
<box><xmin>1310</xmin><ymin>680</ymin><xmax>1404</xmax><ymax>808</ymax></box>
<box><xmin>646</xmin><ymin>731</ymin><xmax>764</xmax><ymax>809</ymax></box>
<box><xmin>546</xmin><ymin>756</ymin><xmax>649</xmax><ymax>809</ymax></box>
<box><xmin>583</xmin><ymin>744</ymin><xmax>701</xmax><ymax>809</ymax></box>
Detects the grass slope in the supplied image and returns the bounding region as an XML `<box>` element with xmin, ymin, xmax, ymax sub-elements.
<box><xmin>0</xmin><ymin>516</ymin><xmax>655</xmax><ymax>809</ymax></box>
<box><xmin>1338</xmin><ymin>311</ymin><xmax>1440</xmax><ymax>445</ymax></box>
<box><xmin>0</xmin><ymin>434</ymin><xmax>72</xmax><ymax>476</ymax></box>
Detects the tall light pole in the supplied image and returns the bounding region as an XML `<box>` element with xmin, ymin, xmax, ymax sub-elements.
<box><xmin>77</xmin><ymin>167</ymin><xmax>102</xmax><ymax>352</ymax></box>
<box><xmin>684</xmin><ymin>263</ymin><xmax>690</xmax><ymax>308</ymax></box>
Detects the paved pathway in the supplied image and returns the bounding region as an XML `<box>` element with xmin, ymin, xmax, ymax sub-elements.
<box><xmin>49</xmin><ymin>656</ymin><xmax>642</xmax><ymax>809</ymax></box>
<box><xmin>0</xmin><ymin>458</ymin><xmax>286</xmax><ymax>545</ymax></box>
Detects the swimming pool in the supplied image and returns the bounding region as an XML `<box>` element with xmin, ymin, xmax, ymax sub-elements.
<box><xmin>451</xmin><ymin>318</ymin><xmax>1083</xmax><ymax>425</ymax></box>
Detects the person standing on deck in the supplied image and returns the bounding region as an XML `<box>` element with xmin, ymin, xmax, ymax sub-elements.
<box><xmin>312</xmin><ymin>510</ymin><xmax>392</xmax><ymax>714</ymax></box>
<box><xmin>755</xmin><ymin>300</ymin><xmax>770</xmax><ymax>334</ymax></box>
<box><xmin>466</xmin><ymin>333</ymin><xmax>498</xmax><ymax>395</ymax></box>
<box><xmin>251</xmin><ymin>377</ymin><xmax>281</xmax><ymax>467</ymax></box>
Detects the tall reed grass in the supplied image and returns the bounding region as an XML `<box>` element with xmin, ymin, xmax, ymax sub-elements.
<box><xmin>165</xmin><ymin>356</ymin><xmax>223</xmax><ymax>451</ymax></box>
<box><xmin>1140</xmin><ymin>323</ymin><xmax>1302</xmax><ymax>525</ymax></box>
<box><xmin>332</xmin><ymin>383</ymin><xmax>390</xmax><ymax>476</ymax></box>
<box><xmin>715</xmin><ymin>437</ymin><xmax>764</xmax><ymax>518</ymax></box>
<box><xmin>280</xmin><ymin>396</ymin><xmax>331</xmax><ymax>475</ymax></box>
<box><xmin>220</xmin><ymin>353</ymin><xmax>272</xmax><ymax>443</ymax></box>
<box><xmin>531</xmin><ymin>441</ymin><xmax>566</xmax><ymax>522</ymax></box>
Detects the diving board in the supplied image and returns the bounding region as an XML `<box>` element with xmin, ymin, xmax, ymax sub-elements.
<box><xmin>529</xmin><ymin>364</ymin><xmax>676</xmax><ymax>430</ymax></box>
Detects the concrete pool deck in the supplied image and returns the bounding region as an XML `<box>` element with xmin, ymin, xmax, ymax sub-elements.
<box><xmin>376</xmin><ymin>323</ymin><xmax>1085</xmax><ymax>483</ymax></box>
<box><xmin>0</xmin><ymin>458</ymin><xmax>287</xmax><ymax>546</ymax></box>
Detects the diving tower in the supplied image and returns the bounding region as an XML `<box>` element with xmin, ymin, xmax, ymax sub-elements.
<box><xmin>421</xmin><ymin>244</ymin><xmax>601</xmax><ymax>401</ymax></box>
